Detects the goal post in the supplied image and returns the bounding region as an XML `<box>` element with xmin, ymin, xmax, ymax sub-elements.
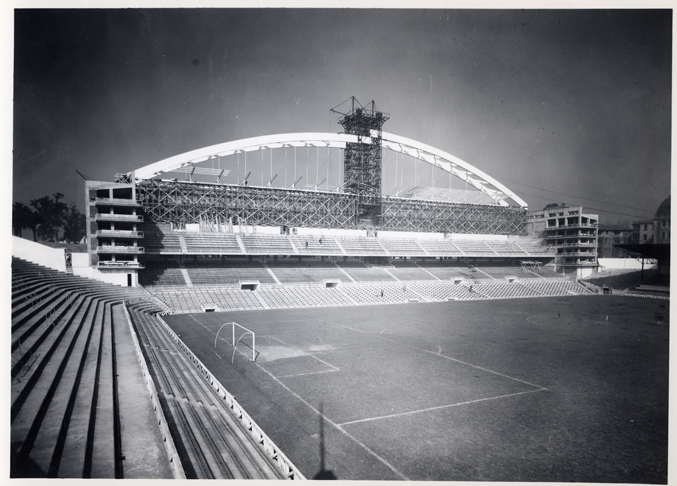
<box><xmin>214</xmin><ymin>321</ymin><xmax>257</xmax><ymax>363</ymax></box>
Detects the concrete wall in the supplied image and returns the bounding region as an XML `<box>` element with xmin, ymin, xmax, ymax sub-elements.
<box><xmin>598</xmin><ymin>258</ymin><xmax>657</xmax><ymax>271</ymax></box>
<box><xmin>72</xmin><ymin>252</ymin><xmax>137</xmax><ymax>286</ymax></box>
<box><xmin>12</xmin><ymin>236</ymin><xmax>67</xmax><ymax>272</ymax></box>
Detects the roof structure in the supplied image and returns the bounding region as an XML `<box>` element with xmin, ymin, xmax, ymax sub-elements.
<box><xmin>129</xmin><ymin>132</ymin><xmax>528</xmax><ymax>208</ymax></box>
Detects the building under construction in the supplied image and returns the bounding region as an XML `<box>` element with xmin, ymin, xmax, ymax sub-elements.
<box><xmin>83</xmin><ymin>98</ymin><xmax>586</xmax><ymax>286</ymax></box>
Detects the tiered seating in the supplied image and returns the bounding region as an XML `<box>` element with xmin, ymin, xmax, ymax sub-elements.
<box><xmin>485</xmin><ymin>241</ymin><xmax>527</xmax><ymax>255</ymax></box>
<box><xmin>240</xmin><ymin>235</ymin><xmax>294</xmax><ymax>254</ymax></box>
<box><xmin>11</xmin><ymin>258</ymin><xmax>171</xmax><ymax>479</ymax></box>
<box><xmin>144</xmin><ymin>231</ymin><xmax>182</xmax><ymax>254</ymax></box>
<box><xmin>410</xmin><ymin>282</ymin><xmax>486</xmax><ymax>301</ymax></box>
<box><xmin>127</xmin><ymin>310</ymin><xmax>298</xmax><ymax>479</ymax></box>
<box><xmin>139</xmin><ymin>261</ymin><xmax>186</xmax><ymax>286</ymax></box>
<box><xmin>259</xmin><ymin>287</ymin><xmax>355</xmax><ymax>308</ymax></box>
<box><xmin>290</xmin><ymin>236</ymin><xmax>343</xmax><ymax>255</ymax></box>
<box><xmin>452</xmin><ymin>240</ymin><xmax>496</xmax><ymax>256</ymax></box>
<box><xmin>521</xmin><ymin>280</ymin><xmax>592</xmax><ymax>296</ymax></box>
<box><xmin>471</xmin><ymin>265</ymin><xmax>522</xmax><ymax>279</ymax></box>
<box><xmin>472</xmin><ymin>282</ymin><xmax>542</xmax><ymax>299</ymax></box>
<box><xmin>338</xmin><ymin>237</ymin><xmax>386</xmax><ymax>255</ymax></box>
<box><xmin>378</xmin><ymin>239</ymin><xmax>427</xmax><ymax>256</ymax></box>
<box><xmin>337</xmin><ymin>261</ymin><xmax>396</xmax><ymax>282</ymax></box>
<box><xmin>266</xmin><ymin>261</ymin><xmax>348</xmax><ymax>284</ymax></box>
<box><xmin>183</xmin><ymin>233</ymin><xmax>242</xmax><ymax>254</ymax></box>
<box><xmin>338</xmin><ymin>284</ymin><xmax>423</xmax><ymax>304</ymax></box>
<box><xmin>416</xmin><ymin>239</ymin><xmax>462</xmax><ymax>256</ymax></box>
<box><xmin>388</xmin><ymin>260</ymin><xmax>435</xmax><ymax>281</ymax></box>
<box><xmin>417</xmin><ymin>261</ymin><xmax>468</xmax><ymax>280</ymax></box>
<box><xmin>184</xmin><ymin>261</ymin><xmax>276</xmax><ymax>285</ymax></box>
<box><xmin>515</xmin><ymin>240</ymin><xmax>555</xmax><ymax>255</ymax></box>
<box><xmin>150</xmin><ymin>289</ymin><xmax>264</xmax><ymax>313</ymax></box>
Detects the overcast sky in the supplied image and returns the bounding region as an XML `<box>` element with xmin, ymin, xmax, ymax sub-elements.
<box><xmin>12</xmin><ymin>8</ymin><xmax>671</xmax><ymax>224</ymax></box>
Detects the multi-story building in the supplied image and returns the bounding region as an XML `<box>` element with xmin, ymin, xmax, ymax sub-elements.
<box><xmin>631</xmin><ymin>220</ymin><xmax>654</xmax><ymax>244</ymax></box>
<box><xmin>85</xmin><ymin>180</ymin><xmax>145</xmax><ymax>286</ymax></box>
<box><xmin>653</xmin><ymin>196</ymin><xmax>670</xmax><ymax>244</ymax></box>
<box><xmin>527</xmin><ymin>205</ymin><xmax>598</xmax><ymax>278</ymax></box>
<box><xmin>597</xmin><ymin>225</ymin><xmax>633</xmax><ymax>258</ymax></box>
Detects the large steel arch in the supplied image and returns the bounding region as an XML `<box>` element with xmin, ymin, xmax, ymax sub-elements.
<box><xmin>130</xmin><ymin>132</ymin><xmax>527</xmax><ymax>208</ymax></box>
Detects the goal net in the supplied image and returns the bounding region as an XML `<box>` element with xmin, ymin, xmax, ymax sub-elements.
<box><xmin>214</xmin><ymin>321</ymin><xmax>257</xmax><ymax>363</ymax></box>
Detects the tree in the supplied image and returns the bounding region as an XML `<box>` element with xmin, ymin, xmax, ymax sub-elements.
<box><xmin>543</xmin><ymin>202</ymin><xmax>568</xmax><ymax>210</ymax></box>
<box><xmin>62</xmin><ymin>203</ymin><xmax>86</xmax><ymax>243</ymax></box>
<box><xmin>12</xmin><ymin>202</ymin><xmax>37</xmax><ymax>239</ymax></box>
<box><xmin>30</xmin><ymin>192</ymin><xmax>67</xmax><ymax>241</ymax></box>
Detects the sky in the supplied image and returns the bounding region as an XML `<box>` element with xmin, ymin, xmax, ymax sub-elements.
<box><xmin>12</xmin><ymin>8</ymin><xmax>672</xmax><ymax>225</ymax></box>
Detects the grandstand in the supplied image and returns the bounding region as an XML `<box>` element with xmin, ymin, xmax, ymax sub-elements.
<box><xmin>13</xmin><ymin>99</ymin><xmax>619</xmax><ymax>479</ymax></box>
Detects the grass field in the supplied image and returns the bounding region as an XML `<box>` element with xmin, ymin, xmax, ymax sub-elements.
<box><xmin>164</xmin><ymin>295</ymin><xmax>669</xmax><ymax>482</ymax></box>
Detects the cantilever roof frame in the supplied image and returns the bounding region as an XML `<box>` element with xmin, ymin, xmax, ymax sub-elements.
<box><xmin>130</xmin><ymin>132</ymin><xmax>528</xmax><ymax>208</ymax></box>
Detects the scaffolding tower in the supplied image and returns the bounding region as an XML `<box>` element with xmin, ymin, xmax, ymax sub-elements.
<box><xmin>331</xmin><ymin>97</ymin><xmax>389</xmax><ymax>226</ymax></box>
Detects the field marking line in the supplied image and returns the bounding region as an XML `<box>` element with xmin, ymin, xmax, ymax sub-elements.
<box><xmin>214</xmin><ymin>351</ymin><xmax>222</xmax><ymax>360</ymax></box>
<box><xmin>253</xmin><ymin>360</ymin><xmax>410</xmax><ymax>481</ymax></box>
<box><xmin>332</xmin><ymin>322</ymin><xmax>546</xmax><ymax>390</ymax></box>
<box><xmin>188</xmin><ymin>315</ymin><xmax>252</xmax><ymax>359</ymax></box>
<box><xmin>277</xmin><ymin>369</ymin><xmax>339</xmax><ymax>379</ymax></box>
<box><xmin>421</xmin><ymin>348</ymin><xmax>547</xmax><ymax>390</ymax></box>
<box><xmin>338</xmin><ymin>387</ymin><xmax>548</xmax><ymax>427</ymax></box>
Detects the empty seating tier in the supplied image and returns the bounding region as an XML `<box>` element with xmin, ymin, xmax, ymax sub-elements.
<box><xmin>11</xmin><ymin>258</ymin><xmax>171</xmax><ymax>479</ymax></box>
<box><xmin>127</xmin><ymin>310</ymin><xmax>299</xmax><ymax>479</ymax></box>
<box><xmin>378</xmin><ymin>239</ymin><xmax>427</xmax><ymax>255</ymax></box>
<box><xmin>290</xmin><ymin>236</ymin><xmax>343</xmax><ymax>255</ymax></box>
<box><xmin>266</xmin><ymin>260</ymin><xmax>348</xmax><ymax>283</ymax></box>
<box><xmin>337</xmin><ymin>261</ymin><xmax>396</xmax><ymax>282</ymax></box>
<box><xmin>338</xmin><ymin>237</ymin><xmax>386</xmax><ymax>255</ymax></box>
<box><xmin>183</xmin><ymin>233</ymin><xmax>242</xmax><ymax>254</ymax></box>
<box><xmin>240</xmin><ymin>235</ymin><xmax>294</xmax><ymax>254</ymax></box>
<box><xmin>184</xmin><ymin>260</ymin><xmax>276</xmax><ymax>286</ymax></box>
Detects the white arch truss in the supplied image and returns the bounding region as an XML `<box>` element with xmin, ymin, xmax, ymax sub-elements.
<box><xmin>131</xmin><ymin>132</ymin><xmax>527</xmax><ymax>208</ymax></box>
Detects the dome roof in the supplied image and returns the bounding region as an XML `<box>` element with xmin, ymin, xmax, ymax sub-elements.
<box><xmin>655</xmin><ymin>196</ymin><xmax>670</xmax><ymax>219</ymax></box>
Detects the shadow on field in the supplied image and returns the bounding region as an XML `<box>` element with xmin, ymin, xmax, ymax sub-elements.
<box><xmin>313</xmin><ymin>402</ymin><xmax>337</xmax><ymax>480</ymax></box>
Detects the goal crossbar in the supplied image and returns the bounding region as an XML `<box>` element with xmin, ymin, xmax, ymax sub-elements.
<box><xmin>214</xmin><ymin>321</ymin><xmax>256</xmax><ymax>363</ymax></box>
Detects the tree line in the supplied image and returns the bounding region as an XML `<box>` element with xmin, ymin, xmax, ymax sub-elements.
<box><xmin>13</xmin><ymin>192</ymin><xmax>86</xmax><ymax>243</ymax></box>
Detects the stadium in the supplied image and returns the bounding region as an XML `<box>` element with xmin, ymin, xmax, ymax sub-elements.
<box><xmin>11</xmin><ymin>99</ymin><xmax>668</xmax><ymax>481</ymax></box>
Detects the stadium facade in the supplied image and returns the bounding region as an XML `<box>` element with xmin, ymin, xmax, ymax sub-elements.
<box><xmin>83</xmin><ymin>99</ymin><xmax>598</xmax><ymax>287</ymax></box>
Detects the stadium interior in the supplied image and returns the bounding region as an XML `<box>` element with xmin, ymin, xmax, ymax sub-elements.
<box><xmin>11</xmin><ymin>99</ymin><xmax>667</xmax><ymax>479</ymax></box>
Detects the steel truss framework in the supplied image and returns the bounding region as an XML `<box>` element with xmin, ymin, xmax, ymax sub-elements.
<box><xmin>128</xmin><ymin>132</ymin><xmax>527</xmax><ymax>208</ymax></box>
<box><xmin>137</xmin><ymin>179</ymin><xmax>358</xmax><ymax>228</ymax></box>
<box><xmin>334</xmin><ymin>99</ymin><xmax>389</xmax><ymax>218</ymax></box>
<box><xmin>381</xmin><ymin>198</ymin><xmax>527</xmax><ymax>235</ymax></box>
<box><xmin>137</xmin><ymin>179</ymin><xmax>527</xmax><ymax>235</ymax></box>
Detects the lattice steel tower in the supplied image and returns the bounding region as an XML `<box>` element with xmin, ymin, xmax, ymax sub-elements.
<box><xmin>331</xmin><ymin>97</ymin><xmax>389</xmax><ymax>226</ymax></box>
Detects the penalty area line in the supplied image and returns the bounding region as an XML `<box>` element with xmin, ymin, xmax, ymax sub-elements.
<box><xmin>253</xmin><ymin>361</ymin><xmax>409</xmax><ymax>481</ymax></box>
<box><xmin>338</xmin><ymin>387</ymin><xmax>549</xmax><ymax>427</ymax></box>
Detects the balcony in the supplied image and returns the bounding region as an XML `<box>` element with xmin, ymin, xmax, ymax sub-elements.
<box><xmin>95</xmin><ymin>213</ymin><xmax>144</xmax><ymax>222</ymax></box>
<box><xmin>545</xmin><ymin>233</ymin><xmax>597</xmax><ymax>240</ymax></box>
<box><xmin>93</xmin><ymin>197</ymin><xmax>141</xmax><ymax>207</ymax></box>
<box><xmin>96</xmin><ymin>230</ymin><xmax>144</xmax><ymax>238</ymax></box>
<box><xmin>97</xmin><ymin>246</ymin><xmax>145</xmax><ymax>254</ymax></box>
<box><xmin>558</xmin><ymin>261</ymin><xmax>598</xmax><ymax>267</ymax></box>
<box><xmin>560</xmin><ymin>242</ymin><xmax>597</xmax><ymax>247</ymax></box>
<box><xmin>97</xmin><ymin>261</ymin><xmax>144</xmax><ymax>269</ymax></box>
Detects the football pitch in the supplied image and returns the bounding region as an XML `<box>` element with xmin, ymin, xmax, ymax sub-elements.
<box><xmin>164</xmin><ymin>295</ymin><xmax>669</xmax><ymax>482</ymax></box>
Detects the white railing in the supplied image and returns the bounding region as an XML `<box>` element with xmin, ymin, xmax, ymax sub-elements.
<box><xmin>96</xmin><ymin>213</ymin><xmax>144</xmax><ymax>222</ymax></box>
<box><xmin>97</xmin><ymin>261</ymin><xmax>144</xmax><ymax>269</ymax></box>
<box><xmin>97</xmin><ymin>246</ymin><xmax>145</xmax><ymax>253</ymax></box>
<box><xmin>156</xmin><ymin>316</ymin><xmax>305</xmax><ymax>480</ymax></box>
<box><xmin>97</xmin><ymin>230</ymin><xmax>144</xmax><ymax>238</ymax></box>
